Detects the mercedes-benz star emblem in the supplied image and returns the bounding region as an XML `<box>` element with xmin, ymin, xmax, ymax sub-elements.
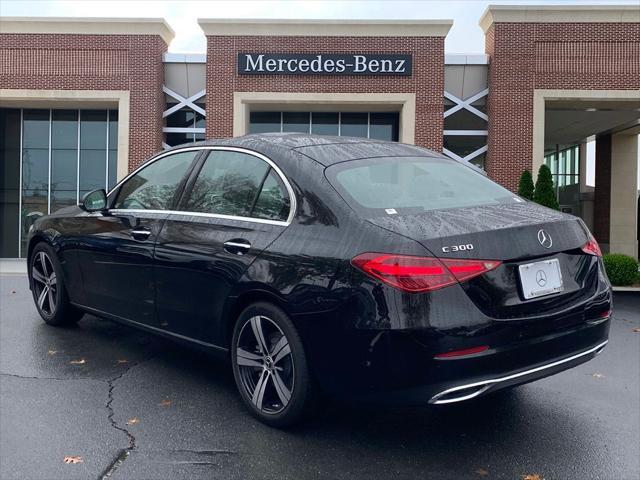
<box><xmin>537</xmin><ymin>229</ymin><xmax>553</xmax><ymax>249</ymax></box>
<box><xmin>536</xmin><ymin>270</ymin><xmax>547</xmax><ymax>287</ymax></box>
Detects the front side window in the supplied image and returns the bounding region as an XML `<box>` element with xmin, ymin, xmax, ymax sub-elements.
<box><xmin>114</xmin><ymin>151</ymin><xmax>198</xmax><ymax>210</ymax></box>
<box><xmin>326</xmin><ymin>156</ymin><xmax>516</xmax><ymax>217</ymax></box>
<box><xmin>183</xmin><ymin>150</ymin><xmax>290</xmax><ymax>221</ymax></box>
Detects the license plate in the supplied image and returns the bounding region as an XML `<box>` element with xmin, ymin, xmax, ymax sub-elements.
<box><xmin>518</xmin><ymin>258</ymin><xmax>564</xmax><ymax>300</ymax></box>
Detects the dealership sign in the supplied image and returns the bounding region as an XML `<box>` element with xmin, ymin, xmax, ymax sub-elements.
<box><xmin>238</xmin><ymin>53</ymin><xmax>412</xmax><ymax>76</ymax></box>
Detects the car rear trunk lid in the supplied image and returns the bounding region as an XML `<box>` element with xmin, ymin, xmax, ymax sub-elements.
<box><xmin>366</xmin><ymin>202</ymin><xmax>600</xmax><ymax>319</ymax></box>
<box><xmin>366</xmin><ymin>201</ymin><xmax>588</xmax><ymax>261</ymax></box>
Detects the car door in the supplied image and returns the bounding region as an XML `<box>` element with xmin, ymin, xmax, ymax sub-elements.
<box><xmin>76</xmin><ymin>149</ymin><xmax>201</xmax><ymax>324</ymax></box>
<box><xmin>153</xmin><ymin>147</ymin><xmax>293</xmax><ymax>345</ymax></box>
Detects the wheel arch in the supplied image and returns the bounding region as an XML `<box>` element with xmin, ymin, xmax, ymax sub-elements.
<box><xmin>27</xmin><ymin>233</ymin><xmax>49</xmax><ymax>262</ymax></box>
<box><xmin>223</xmin><ymin>288</ymin><xmax>290</xmax><ymax>349</ymax></box>
<box><xmin>26</xmin><ymin>234</ymin><xmax>53</xmax><ymax>289</ymax></box>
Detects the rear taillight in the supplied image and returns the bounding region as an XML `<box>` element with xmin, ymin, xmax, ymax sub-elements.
<box><xmin>351</xmin><ymin>253</ymin><xmax>501</xmax><ymax>293</ymax></box>
<box><xmin>581</xmin><ymin>237</ymin><xmax>602</xmax><ymax>257</ymax></box>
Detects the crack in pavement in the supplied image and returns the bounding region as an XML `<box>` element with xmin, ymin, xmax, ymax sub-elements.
<box><xmin>99</xmin><ymin>357</ymin><xmax>155</xmax><ymax>480</ymax></box>
<box><xmin>0</xmin><ymin>372</ymin><xmax>88</xmax><ymax>382</ymax></box>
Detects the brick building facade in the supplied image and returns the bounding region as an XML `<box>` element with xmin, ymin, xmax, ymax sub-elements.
<box><xmin>0</xmin><ymin>8</ymin><xmax>639</xmax><ymax>259</ymax></box>
<box><xmin>483</xmin><ymin>13</ymin><xmax>640</xmax><ymax>191</ymax></box>
<box><xmin>204</xmin><ymin>32</ymin><xmax>446</xmax><ymax>151</ymax></box>
<box><xmin>0</xmin><ymin>24</ymin><xmax>170</xmax><ymax>171</ymax></box>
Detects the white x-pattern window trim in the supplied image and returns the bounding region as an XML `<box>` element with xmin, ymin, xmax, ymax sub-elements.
<box><xmin>443</xmin><ymin>88</ymin><xmax>489</xmax><ymax>165</ymax></box>
<box><xmin>162</xmin><ymin>86</ymin><xmax>206</xmax><ymax>118</ymax></box>
<box><xmin>444</xmin><ymin>88</ymin><xmax>488</xmax><ymax>121</ymax></box>
<box><xmin>163</xmin><ymin>85</ymin><xmax>207</xmax><ymax>150</ymax></box>
<box><xmin>443</xmin><ymin>145</ymin><xmax>488</xmax><ymax>163</ymax></box>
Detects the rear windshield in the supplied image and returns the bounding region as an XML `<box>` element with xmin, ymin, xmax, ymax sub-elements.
<box><xmin>325</xmin><ymin>156</ymin><xmax>519</xmax><ymax>217</ymax></box>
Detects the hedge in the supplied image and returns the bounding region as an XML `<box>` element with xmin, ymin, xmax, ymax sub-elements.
<box><xmin>603</xmin><ymin>253</ymin><xmax>639</xmax><ymax>286</ymax></box>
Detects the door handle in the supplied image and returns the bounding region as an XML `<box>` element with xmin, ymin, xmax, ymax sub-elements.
<box><xmin>224</xmin><ymin>239</ymin><xmax>251</xmax><ymax>255</ymax></box>
<box><xmin>130</xmin><ymin>228</ymin><xmax>151</xmax><ymax>241</ymax></box>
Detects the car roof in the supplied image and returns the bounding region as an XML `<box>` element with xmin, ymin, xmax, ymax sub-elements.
<box><xmin>164</xmin><ymin>133</ymin><xmax>445</xmax><ymax>167</ymax></box>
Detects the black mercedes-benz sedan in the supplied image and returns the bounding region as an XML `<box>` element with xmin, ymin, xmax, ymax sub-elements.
<box><xmin>27</xmin><ymin>134</ymin><xmax>611</xmax><ymax>427</ymax></box>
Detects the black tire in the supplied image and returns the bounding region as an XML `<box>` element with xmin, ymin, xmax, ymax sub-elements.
<box><xmin>231</xmin><ymin>302</ymin><xmax>317</xmax><ymax>428</ymax></box>
<box><xmin>29</xmin><ymin>242</ymin><xmax>83</xmax><ymax>327</ymax></box>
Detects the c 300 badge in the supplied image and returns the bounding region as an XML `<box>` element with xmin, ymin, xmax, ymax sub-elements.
<box><xmin>442</xmin><ymin>243</ymin><xmax>474</xmax><ymax>253</ymax></box>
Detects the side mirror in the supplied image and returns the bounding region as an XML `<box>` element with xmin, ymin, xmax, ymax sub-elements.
<box><xmin>81</xmin><ymin>189</ymin><xmax>107</xmax><ymax>212</ymax></box>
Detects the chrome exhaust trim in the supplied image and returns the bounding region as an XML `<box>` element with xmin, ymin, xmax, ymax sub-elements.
<box><xmin>429</xmin><ymin>340</ymin><xmax>608</xmax><ymax>405</ymax></box>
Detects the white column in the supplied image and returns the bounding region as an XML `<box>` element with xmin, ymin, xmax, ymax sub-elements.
<box><xmin>609</xmin><ymin>133</ymin><xmax>639</xmax><ymax>258</ymax></box>
<box><xmin>578</xmin><ymin>142</ymin><xmax>594</xmax><ymax>232</ymax></box>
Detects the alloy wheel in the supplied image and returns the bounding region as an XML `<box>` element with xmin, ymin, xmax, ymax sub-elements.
<box><xmin>31</xmin><ymin>251</ymin><xmax>57</xmax><ymax>316</ymax></box>
<box><xmin>236</xmin><ymin>315</ymin><xmax>294</xmax><ymax>414</ymax></box>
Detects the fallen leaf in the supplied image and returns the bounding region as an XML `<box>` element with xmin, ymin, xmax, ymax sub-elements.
<box><xmin>632</xmin><ymin>328</ymin><xmax>640</xmax><ymax>333</ymax></box>
<box><xmin>69</xmin><ymin>359</ymin><xmax>86</xmax><ymax>365</ymax></box>
<box><xmin>117</xmin><ymin>359</ymin><xmax>128</xmax><ymax>364</ymax></box>
<box><xmin>126</xmin><ymin>417</ymin><xmax>139</xmax><ymax>425</ymax></box>
<box><xmin>592</xmin><ymin>373</ymin><xmax>604</xmax><ymax>379</ymax></box>
<box><xmin>475</xmin><ymin>468</ymin><xmax>489</xmax><ymax>476</ymax></box>
<box><xmin>63</xmin><ymin>456</ymin><xmax>83</xmax><ymax>464</ymax></box>
<box><xmin>523</xmin><ymin>474</ymin><xmax>543</xmax><ymax>480</ymax></box>
<box><xmin>159</xmin><ymin>399</ymin><xmax>172</xmax><ymax>407</ymax></box>
<box><xmin>48</xmin><ymin>350</ymin><xmax>58</xmax><ymax>355</ymax></box>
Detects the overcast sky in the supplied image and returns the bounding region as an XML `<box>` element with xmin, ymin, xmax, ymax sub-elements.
<box><xmin>2</xmin><ymin>0</ymin><xmax>638</xmax><ymax>54</ymax></box>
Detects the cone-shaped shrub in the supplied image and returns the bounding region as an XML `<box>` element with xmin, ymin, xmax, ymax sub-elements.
<box><xmin>517</xmin><ymin>170</ymin><xmax>534</xmax><ymax>200</ymax></box>
<box><xmin>533</xmin><ymin>164</ymin><xmax>559</xmax><ymax>210</ymax></box>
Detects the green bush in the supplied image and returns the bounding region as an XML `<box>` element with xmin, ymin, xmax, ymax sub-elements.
<box><xmin>533</xmin><ymin>164</ymin><xmax>559</xmax><ymax>210</ymax></box>
<box><xmin>517</xmin><ymin>170</ymin><xmax>534</xmax><ymax>200</ymax></box>
<box><xmin>603</xmin><ymin>253</ymin><xmax>639</xmax><ymax>286</ymax></box>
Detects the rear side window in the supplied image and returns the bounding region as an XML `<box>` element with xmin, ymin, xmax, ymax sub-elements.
<box><xmin>114</xmin><ymin>151</ymin><xmax>198</xmax><ymax>210</ymax></box>
<box><xmin>183</xmin><ymin>150</ymin><xmax>290</xmax><ymax>221</ymax></box>
<box><xmin>252</xmin><ymin>170</ymin><xmax>289</xmax><ymax>221</ymax></box>
<box><xmin>326</xmin><ymin>156</ymin><xmax>517</xmax><ymax>216</ymax></box>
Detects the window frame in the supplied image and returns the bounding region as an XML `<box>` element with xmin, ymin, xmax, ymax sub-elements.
<box><xmin>107</xmin><ymin>146</ymin><xmax>296</xmax><ymax>226</ymax></box>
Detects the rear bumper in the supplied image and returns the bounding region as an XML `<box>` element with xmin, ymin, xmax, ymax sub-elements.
<box><xmin>300</xmin><ymin>308</ymin><xmax>611</xmax><ymax>404</ymax></box>
<box><xmin>428</xmin><ymin>339</ymin><xmax>607</xmax><ymax>404</ymax></box>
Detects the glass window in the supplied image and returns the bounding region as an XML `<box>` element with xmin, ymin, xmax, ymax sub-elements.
<box><xmin>249</xmin><ymin>112</ymin><xmax>281</xmax><ymax>134</ymax></box>
<box><xmin>340</xmin><ymin>112</ymin><xmax>368</xmax><ymax>138</ymax></box>
<box><xmin>326</xmin><ymin>156</ymin><xmax>515</xmax><ymax>217</ymax></box>
<box><xmin>184</xmin><ymin>150</ymin><xmax>270</xmax><ymax>217</ymax></box>
<box><xmin>107</xmin><ymin>110</ymin><xmax>118</xmax><ymax>189</ymax></box>
<box><xmin>51</xmin><ymin>150</ymin><xmax>78</xmax><ymax>212</ymax></box>
<box><xmin>1</xmin><ymin>108</ymin><xmax>118</xmax><ymax>257</ymax></box>
<box><xmin>51</xmin><ymin>110</ymin><xmax>79</xmax><ymax>212</ymax></box>
<box><xmin>23</xmin><ymin>110</ymin><xmax>49</xmax><ymax>149</ymax></box>
<box><xmin>470</xmin><ymin>96</ymin><xmax>487</xmax><ymax>114</ymax></box>
<box><xmin>194</xmin><ymin>107</ymin><xmax>206</xmax><ymax>129</ymax></box>
<box><xmin>114</xmin><ymin>151</ymin><xmax>198</xmax><ymax>210</ymax></box>
<box><xmin>282</xmin><ymin>112</ymin><xmax>310</xmax><ymax>133</ymax></box>
<box><xmin>249</xmin><ymin>111</ymin><xmax>400</xmax><ymax>141</ymax></box>
<box><xmin>52</xmin><ymin>110</ymin><xmax>78</xmax><ymax>149</ymax></box>
<box><xmin>544</xmin><ymin>145</ymin><xmax>580</xmax><ymax>192</ymax></box>
<box><xmin>369</xmin><ymin>113</ymin><xmax>399</xmax><ymax>141</ymax></box>
<box><xmin>444</xmin><ymin>109</ymin><xmax>487</xmax><ymax>131</ymax></box>
<box><xmin>80</xmin><ymin>110</ymin><xmax>107</xmax><ymax>149</ymax></box>
<box><xmin>79</xmin><ymin>110</ymin><xmax>107</xmax><ymax>196</ymax></box>
<box><xmin>79</xmin><ymin>149</ymin><xmax>106</xmax><ymax>198</ymax></box>
<box><xmin>0</xmin><ymin>108</ymin><xmax>21</xmax><ymax>257</ymax></box>
<box><xmin>469</xmin><ymin>152</ymin><xmax>486</xmax><ymax>170</ymax></box>
<box><xmin>252</xmin><ymin>170</ymin><xmax>289</xmax><ymax>221</ymax></box>
<box><xmin>108</xmin><ymin>110</ymin><xmax>118</xmax><ymax>150</ymax></box>
<box><xmin>311</xmin><ymin>112</ymin><xmax>339</xmax><ymax>136</ymax></box>
<box><xmin>166</xmin><ymin>107</ymin><xmax>195</xmax><ymax>129</ymax></box>
<box><xmin>444</xmin><ymin>135</ymin><xmax>487</xmax><ymax>158</ymax></box>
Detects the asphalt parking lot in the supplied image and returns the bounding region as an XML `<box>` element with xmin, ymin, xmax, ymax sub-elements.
<box><xmin>0</xmin><ymin>274</ymin><xmax>638</xmax><ymax>480</ymax></box>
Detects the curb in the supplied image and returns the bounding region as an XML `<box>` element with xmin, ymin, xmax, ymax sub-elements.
<box><xmin>612</xmin><ymin>286</ymin><xmax>640</xmax><ymax>293</ymax></box>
